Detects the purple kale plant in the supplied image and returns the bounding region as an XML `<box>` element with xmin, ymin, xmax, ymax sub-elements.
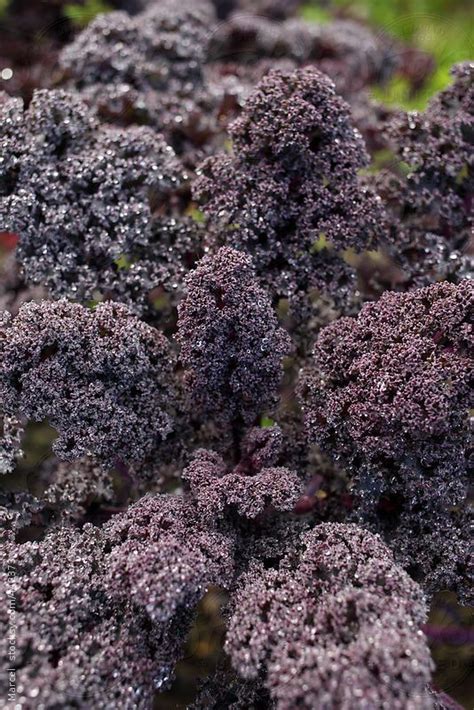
<box><xmin>0</xmin><ymin>4</ymin><xmax>472</xmax><ymax>709</ymax></box>
<box><xmin>300</xmin><ymin>280</ymin><xmax>473</xmax><ymax>602</ymax></box>
<box><xmin>0</xmin><ymin>299</ymin><xmax>176</xmax><ymax>466</ymax></box>
<box><xmin>0</xmin><ymin>494</ymin><xmax>235</xmax><ymax>707</ymax></box>
<box><xmin>59</xmin><ymin>0</ymin><xmax>219</xmax><ymax>161</ymax></box>
<box><xmin>177</xmin><ymin>247</ymin><xmax>291</xmax><ymax>428</ymax></box>
<box><xmin>194</xmin><ymin>66</ymin><xmax>386</xmax><ymax>310</ymax></box>
<box><xmin>209</xmin><ymin>13</ymin><xmax>397</xmax><ymax>96</ymax></box>
<box><xmin>0</xmin><ymin>88</ymin><xmax>197</xmax><ymax>313</ymax></box>
<box><xmin>182</xmin><ymin>446</ymin><xmax>302</xmax><ymax>522</ymax></box>
<box><xmin>372</xmin><ymin>63</ymin><xmax>473</xmax><ymax>289</ymax></box>
<box><xmin>226</xmin><ymin>523</ymin><xmax>433</xmax><ymax>709</ymax></box>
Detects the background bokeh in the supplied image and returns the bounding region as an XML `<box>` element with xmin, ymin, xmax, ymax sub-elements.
<box><xmin>303</xmin><ymin>0</ymin><xmax>473</xmax><ymax>107</ymax></box>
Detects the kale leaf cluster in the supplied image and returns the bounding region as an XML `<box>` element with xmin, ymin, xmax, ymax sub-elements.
<box><xmin>0</xmin><ymin>2</ymin><xmax>472</xmax><ymax>708</ymax></box>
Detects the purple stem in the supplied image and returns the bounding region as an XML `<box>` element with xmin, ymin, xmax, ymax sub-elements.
<box><xmin>423</xmin><ymin>624</ymin><xmax>474</xmax><ymax>645</ymax></box>
<box><xmin>114</xmin><ymin>458</ymin><xmax>136</xmax><ymax>505</ymax></box>
<box><xmin>429</xmin><ymin>686</ymin><xmax>465</xmax><ymax>710</ymax></box>
<box><xmin>294</xmin><ymin>474</ymin><xmax>324</xmax><ymax>514</ymax></box>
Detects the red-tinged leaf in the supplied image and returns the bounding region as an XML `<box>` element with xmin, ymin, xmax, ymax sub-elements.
<box><xmin>0</xmin><ymin>232</ymin><xmax>19</xmax><ymax>250</ymax></box>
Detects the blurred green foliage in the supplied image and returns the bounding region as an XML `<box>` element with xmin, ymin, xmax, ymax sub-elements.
<box><xmin>303</xmin><ymin>0</ymin><xmax>473</xmax><ymax>108</ymax></box>
<box><xmin>0</xmin><ymin>0</ymin><xmax>10</xmax><ymax>19</ymax></box>
<box><xmin>64</xmin><ymin>0</ymin><xmax>112</xmax><ymax>28</ymax></box>
<box><xmin>301</xmin><ymin>3</ymin><xmax>332</xmax><ymax>22</ymax></box>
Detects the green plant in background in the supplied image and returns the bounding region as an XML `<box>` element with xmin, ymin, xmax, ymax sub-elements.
<box><xmin>300</xmin><ymin>3</ymin><xmax>332</xmax><ymax>23</ymax></box>
<box><xmin>64</xmin><ymin>0</ymin><xmax>112</xmax><ymax>28</ymax></box>
<box><xmin>0</xmin><ymin>0</ymin><xmax>10</xmax><ymax>19</ymax></box>
<box><xmin>303</xmin><ymin>0</ymin><xmax>473</xmax><ymax>109</ymax></box>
